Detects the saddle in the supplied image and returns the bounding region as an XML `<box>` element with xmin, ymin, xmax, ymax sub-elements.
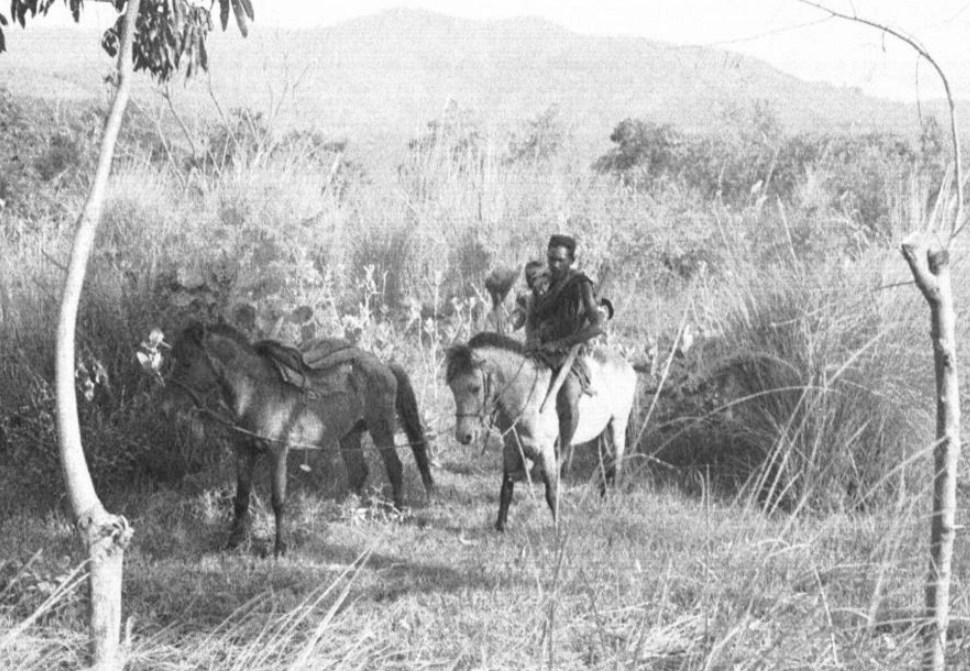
<box><xmin>255</xmin><ymin>337</ymin><xmax>358</xmax><ymax>395</ymax></box>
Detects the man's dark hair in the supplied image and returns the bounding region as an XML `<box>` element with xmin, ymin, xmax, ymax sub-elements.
<box><xmin>547</xmin><ymin>234</ymin><xmax>577</xmax><ymax>259</ymax></box>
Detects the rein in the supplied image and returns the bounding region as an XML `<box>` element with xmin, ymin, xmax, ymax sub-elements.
<box><xmin>454</xmin><ymin>365</ymin><xmax>499</xmax><ymax>423</ymax></box>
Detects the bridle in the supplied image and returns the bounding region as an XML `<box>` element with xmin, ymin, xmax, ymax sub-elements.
<box><xmin>453</xmin><ymin>362</ymin><xmax>499</xmax><ymax>425</ymax></box>
<box><xmin>164</xmin><ymin>344</ymin><xmax>238</xmax><ymax>429</ymax></box>
<box><xmin>453</xmin><ymin>353</ymin><xmax>536</xmax><ymax>433</ymax></box>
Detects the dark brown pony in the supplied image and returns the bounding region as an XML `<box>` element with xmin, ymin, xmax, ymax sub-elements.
<box><xmin>160</xmin><ymin>321</ymin><xmax>435</xmax><ymax>557</ymax></box>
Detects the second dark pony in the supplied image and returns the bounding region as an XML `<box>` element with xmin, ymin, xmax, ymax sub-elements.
<box><xmin>161</xmin><ymin>321</ymin><xmax>435</xmax><ymax>557</ymax></box>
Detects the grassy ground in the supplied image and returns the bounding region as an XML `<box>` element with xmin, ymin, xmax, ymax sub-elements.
<box><xmin>2</xmin><ymin>440</ymin><xmax>969</xmax><ymax>669</ymax></box>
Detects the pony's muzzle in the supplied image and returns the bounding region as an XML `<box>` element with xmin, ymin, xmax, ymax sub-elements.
<box><xmin>157</xmin><ymin>383</ymin><xmax>192</xmax><ymax>419</ymax></box>
<box><xmin>454</xmin><ymin>422</ymin><xmax>478</xmax><ymax>446</ymax></box>
<box><xmin>158</xmin><ymin>388</ymin><xmax>178</xmax><ymax>418</ymax></box>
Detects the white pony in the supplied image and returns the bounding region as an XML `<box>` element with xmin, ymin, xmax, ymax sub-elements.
<box><xmin>445</xmin><ymin>332</ymin><xmax>637</xmax><ymax>531</ymax></box>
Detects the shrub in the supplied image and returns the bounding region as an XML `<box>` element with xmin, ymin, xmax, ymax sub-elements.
<box><xmin>647</xmin><ymin>255</ymin><xmax>931</xmax><ymax>512</ymax></box>
<box><xmin>198</xmin><ymin>107</ymin><xmax>272</xmax><ymax>172</ymax></box>
<box><xmin>506</xmin><ymin>104</ymin><xmax>566</xmax><ymax>165</ymax></box>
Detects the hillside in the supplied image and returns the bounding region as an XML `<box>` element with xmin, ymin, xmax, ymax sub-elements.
<box><xmin>0</xmin><ymin>8</ymin><xmax>950</xmax><ymax>165</ymax></box>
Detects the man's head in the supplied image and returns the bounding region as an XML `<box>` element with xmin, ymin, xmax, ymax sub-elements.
<box><xmin>546</xmin><ymin>234</ymin><xmax>576</xmax><ymax>281</ymax></box>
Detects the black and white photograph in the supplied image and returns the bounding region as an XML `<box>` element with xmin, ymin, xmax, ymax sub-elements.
<box><xmin>1</xmin><ymin>1</ymin><xmax>969</xmax><ymax>668</ymax></box>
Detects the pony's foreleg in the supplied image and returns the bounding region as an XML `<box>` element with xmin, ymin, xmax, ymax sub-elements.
<box><xmin>270</xmin><ymin>446</ymin><xmax>289</xmax><ymax>558</ymax></box>
<box><xmin>496</xmin><ymin>442</ymin><xmax>524</xmax><ymax>532</ymax></box>
<box><xmin>228</xmin><ymin>440</ymin><xmax>259</xmax><ymax>550</ymax></box>
<box><xmin>496</xmin><ymin>471</ymin><xmax>515</xmax><ymax>532</ymax></box>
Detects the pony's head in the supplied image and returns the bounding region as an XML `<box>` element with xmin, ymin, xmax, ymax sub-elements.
<box><xmin>445</xmin><ymin>333</ymin><xmax>526</xmax><ymax>445</ymax></box>
<box><xmin>445</xmin><ymin>342</ymin><xmax>491</xmax><ymax>445</ymax></box>
<box><xmin>159</xmin><ymin>321</ymin><xmax>245</xmax><ymax>417</ymax></box>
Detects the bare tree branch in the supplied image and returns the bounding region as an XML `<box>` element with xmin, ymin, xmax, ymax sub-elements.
<box><xmin>795</xmin><ymin>0</ymin><xmax>965</xmax><ymax>241</ymax></box>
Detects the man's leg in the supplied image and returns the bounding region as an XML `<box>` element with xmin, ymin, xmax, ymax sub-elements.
<box><xmin>556</xmin><ymin>370</ymin><xmax>582</xmax><ymax>458</ymax></box>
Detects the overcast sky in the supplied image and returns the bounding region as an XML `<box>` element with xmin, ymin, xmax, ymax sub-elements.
<box><xmin>38</xmin><ymin>0</ymin><xmax>970</xmax><ymax>103</ymax></box>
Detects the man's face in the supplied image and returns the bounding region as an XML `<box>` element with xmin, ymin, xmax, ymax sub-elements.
<box><xmin>546</xmin><ymin>245</ymin><xmax>572</xmax><ymax>281</ymax></box>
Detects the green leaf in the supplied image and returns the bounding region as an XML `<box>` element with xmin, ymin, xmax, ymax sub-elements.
<box><xmin>231</xmin><ymin>0</ymin><xmax>248</xmax><ymax>37</ymax></box>
<box><xmin>219</xmin><ymin>0</ymin><xmax>229</xmax><ymax>30</ymax></box>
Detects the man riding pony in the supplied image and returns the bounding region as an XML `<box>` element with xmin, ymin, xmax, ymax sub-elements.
<box><xmin>525</xmin><ymin>234</ymin><xmax>605</xmax><ymax>460</ymax></box>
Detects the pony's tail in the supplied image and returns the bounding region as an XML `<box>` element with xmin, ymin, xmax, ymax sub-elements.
<box><xmin>390</xmin><ymin>363</ymin><xmax>436</xmax><ymax>494</ymax></box>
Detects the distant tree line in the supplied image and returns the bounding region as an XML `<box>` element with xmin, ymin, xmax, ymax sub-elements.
<box><xmin>593</xmin><ymin>103</ymin><xmax>948</xmax><ymax>239</ymax></box>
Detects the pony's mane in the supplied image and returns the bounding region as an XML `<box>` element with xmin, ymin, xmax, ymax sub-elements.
<box><xmin>178</xmin><ymin>320</ymin><xmax>256</xmax><ymax>354</ymax></box>
<box><xmin>467</xmin><ymin>331</ymin><xmax>525</xmax><ymax>354</ymax></box>
<box><xmin>445</xmin><ymin>332</ymin><xmax>527</xmax><ymax>383</ymax></box>
<box><xmin>210</xmin><ymin>321</ymin><xmax>255</xmax><ymax>348</ymax></box>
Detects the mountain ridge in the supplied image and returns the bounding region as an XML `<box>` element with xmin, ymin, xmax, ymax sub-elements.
<box><xmin>0</xmin><ymin>8</ymin><xmax>949</xmax><ymax>165</ymax></box>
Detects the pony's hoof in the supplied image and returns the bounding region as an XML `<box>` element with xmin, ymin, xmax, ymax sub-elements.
<box><xmin>274</xmin><ymin>541</ymin><xmax>288</xmax><ymax>559</ymax></box>
<box><xmin>494</xmin><ymin>521</ymin><xmax>506</xmax><ymax>533</ymax></box>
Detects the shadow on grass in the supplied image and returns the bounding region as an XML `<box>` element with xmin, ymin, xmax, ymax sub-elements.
<box><xmin>125</xmin><ymin>538</ymin><xmax>516</xmax><ymax>629</ymax></box>
<box><xmin>119</xmin><ymin>460</ymin><xmax>533</xmax><ymax>629</ymax></box>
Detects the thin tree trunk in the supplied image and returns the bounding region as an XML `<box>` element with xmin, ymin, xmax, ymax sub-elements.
<box><xmin>54</xmin><ymin>1</ymin><xmax>140</xmax><ymax>669</ymax></box>
<box><xmin>902</xmin><ymin>234</ymin><xmax>962</xmax><ymax>670</ymax></box>
<box><xmin>793</xmin><ymin>8</ymin><xmax>964</xmax><ymax>669</ymax></box>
